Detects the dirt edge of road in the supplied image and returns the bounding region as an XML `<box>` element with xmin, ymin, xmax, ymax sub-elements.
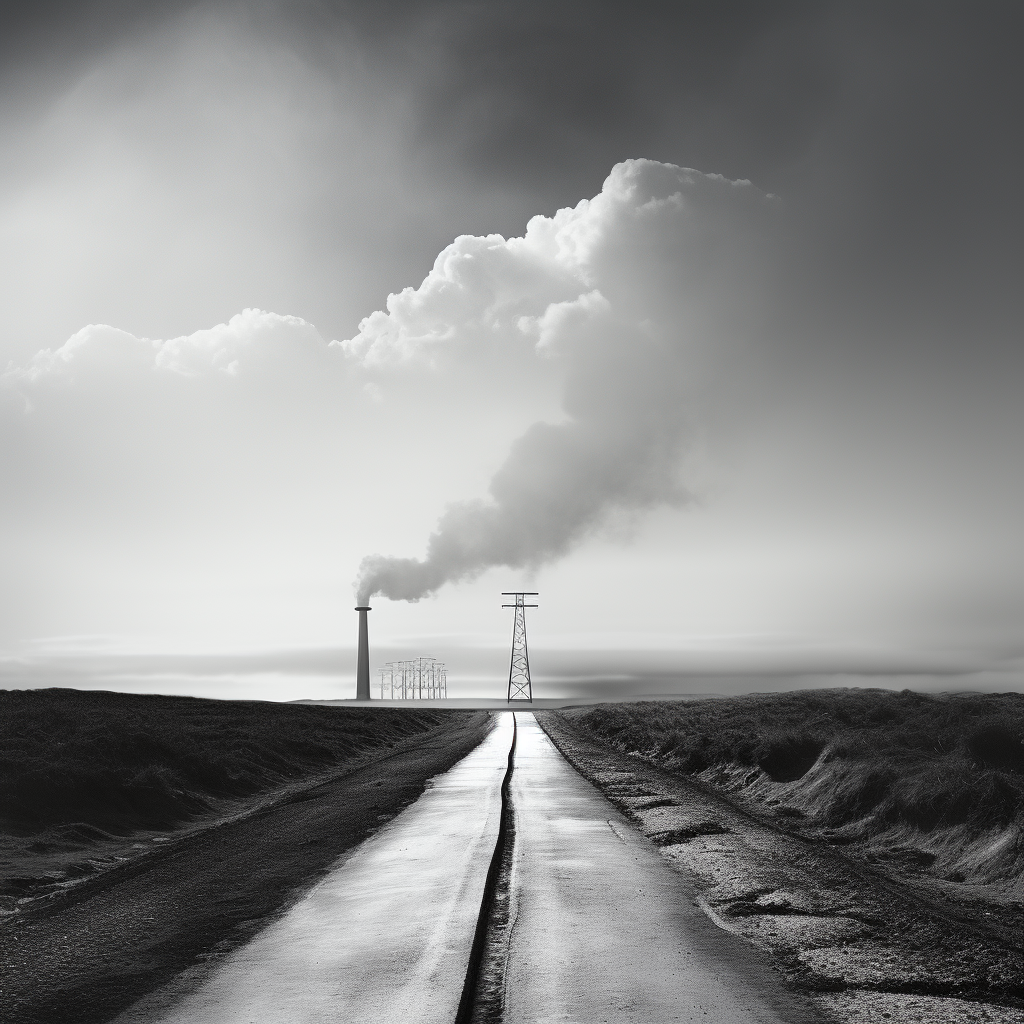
<box><xmin>536</xmin><ymin>711</ymin><xmax>1024</xmax><ymax>1024</ymax></box>
<box><xmin>0</xmin><ymin>711</ymin><xmax>493</xmax><ymax>1024</ymax></box>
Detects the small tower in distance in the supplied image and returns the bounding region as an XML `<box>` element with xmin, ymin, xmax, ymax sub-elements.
<box><xmin>355</xmin><ymin>605</ymin><xmax>371</xmax><ymax>700</ymax></box>
<box><xmin>502</xmin><ymin>592</ymin><xmax>538</xmax><ymax>702</ymax></box>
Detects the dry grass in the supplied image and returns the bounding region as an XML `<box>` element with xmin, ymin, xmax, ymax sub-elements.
<box><xmin>562</xmin><ymin>689</ymin><xmax>1024</xmax><ymax>884</ymax></box>
<box><xmin>0</xmin><ymin>688</ymin><xmax>450</xmax><ymax>859</ymax></box>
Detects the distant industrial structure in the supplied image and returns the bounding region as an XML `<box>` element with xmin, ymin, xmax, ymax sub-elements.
<box><xmin>355</xmin><ymin>605</ymin><xmax>371</xmax><ymax>700</ymax></box>
<box><xmin>503</xmin><ymin>591</ymin><xmax>537</xmax><ymax>702</ymax></box>
<box><xmin>378</xmin><ymin>659</ymin><xmax>447</xmax><ymax>700</ymax></box>
<box><xmin>355</xmin><ymin>592</ymin><xmax>539</xmax><ymax>702</ymax></box>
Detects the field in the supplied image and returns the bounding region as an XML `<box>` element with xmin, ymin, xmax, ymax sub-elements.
<box><xmin>0</xmin><ymin>687</ymin><xmax>456</xmax><ymax>903</ymax></box>
<box><xmin>561</xmin><ymin>688</ymin><xmax>1024</xmax><ymax>889</ymax></box>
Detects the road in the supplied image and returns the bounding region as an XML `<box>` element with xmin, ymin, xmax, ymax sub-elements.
<box><xmin>114</xmin><ymin>711</ymin><xmax>821</xmax><ymax>1023</ymax></box>
<box><xmin>503</xmin><ymin>713</ymin><xmax>820</xmax><ymax>1024</ymax></box>
<box><xmin>114</xmin><ymin>714</ymin><xmax>514</xmax><ymax>1024</ymax></box>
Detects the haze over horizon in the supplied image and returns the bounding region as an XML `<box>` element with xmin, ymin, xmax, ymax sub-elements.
<box><xmin>0</xmin><ymin>1</ymin><xmax>1021</xmax><ymax>701</ymax></box>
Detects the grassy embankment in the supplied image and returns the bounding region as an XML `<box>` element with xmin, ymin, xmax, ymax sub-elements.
<box><xmin>0</xmin><ymin>687</ymin><xmax>454</xmax><ymax>898</ymax></box>
<box><xmin>562</xmin><ymin>689</ymin><xmax>1024</xmax><ymax>888</ymax></box>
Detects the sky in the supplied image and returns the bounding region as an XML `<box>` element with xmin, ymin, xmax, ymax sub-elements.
<box><xmin>0</xmin><ymin>1</ymin><xmax>1021</xmax><ymax>701</ymax></box>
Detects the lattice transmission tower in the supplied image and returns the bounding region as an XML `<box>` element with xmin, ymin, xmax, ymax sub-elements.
<box><xmin>502</xmin><ymin>592</ymin><xmax>538</xmax><ymax>702</ymax></box>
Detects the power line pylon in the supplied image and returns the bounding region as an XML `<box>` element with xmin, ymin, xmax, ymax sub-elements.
<box><xmin>502</xmin><ymin>592</ymin><xmax>538</xmax><ymax>702</ymax></box>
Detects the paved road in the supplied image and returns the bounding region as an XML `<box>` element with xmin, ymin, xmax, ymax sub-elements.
<box><xmin>115</xmin><ymin>711</ymin><xmax>820</xmax><ymax>1023</ymax></box>
<box><xmin>502</xmin><ymin>713</ymin><xmax>821</xmax><ymax>1024</ymax></box>
<box><xmin>115</xmin><ymin>714</ymin><xmax>513</xmax><ymax>1024</ymax></box>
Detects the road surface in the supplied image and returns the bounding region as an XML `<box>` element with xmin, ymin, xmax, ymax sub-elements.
<box><xmin>115</xmin><ymin>711</ymin><xmax>820</xmax><ymax>1023</ymax></box>
<box><xmin>503</xmin><ymin>713</ymin><xmax>820</xmax><ymax>1023</ymax></box>
<box><xmin>114</xmin><ymin>714</ymin><xmax>513</xmax><ymax>1024</ymax></box>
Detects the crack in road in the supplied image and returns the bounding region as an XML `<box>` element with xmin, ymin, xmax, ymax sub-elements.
<box><xmin>456</xmin><ymin>712</ymin><xmax>518</xmax><ymax>1024</ymax></box>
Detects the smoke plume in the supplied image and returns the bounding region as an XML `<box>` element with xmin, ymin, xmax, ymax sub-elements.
<box><xmin>346</xmin><ymin>160</ymin><xmax>776</xmax><ymax>604</ymax></box>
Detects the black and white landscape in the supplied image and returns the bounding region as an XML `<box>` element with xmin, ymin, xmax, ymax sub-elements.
<box><xmin>0</xmin><ymin>3</ymin><xmax>1021</xmax><ymax>1022</ymax></box>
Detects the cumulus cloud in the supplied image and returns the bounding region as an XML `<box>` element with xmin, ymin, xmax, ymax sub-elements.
<box><xmin>0</xmin><ymin>161</ymin><xmax>777</xmax><ymax>622</ymax></box>
<box><xmin>2</xmin><ymin>309</ymin><xmax>324</xmax><ymax>387</ymax></box>
<box><xmin>349</xmin><ymin>159</ymin><xmax>778</xmax><ymax>603</ymax></box>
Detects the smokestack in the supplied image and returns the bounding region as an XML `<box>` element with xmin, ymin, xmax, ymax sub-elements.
<box><xmin>355</xmin><ymin>605</ymin><xmax>371</xmax><ymax>700</ymax></box>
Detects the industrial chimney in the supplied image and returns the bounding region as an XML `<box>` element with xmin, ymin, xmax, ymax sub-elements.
<box><xmin>355</xmin><ymin>605</ymin><xmax>371</xmax><ymax>700</ymax></box>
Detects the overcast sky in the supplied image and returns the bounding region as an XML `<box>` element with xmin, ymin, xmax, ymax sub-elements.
<box><xmin>0</xmin><ymin>1</ymin><xmax>1021</xmax><ymax>700</ymax></box>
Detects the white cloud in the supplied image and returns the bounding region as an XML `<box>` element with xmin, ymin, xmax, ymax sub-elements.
<box><xmin>0</xmin><ymin>303</ymin><xmax>383</xmax><ymax>655</ymax></box>
<box><xmin>516</xmin><ymin>289</ymin><xmax>612</xmax><ymax>354</ymax></box>
<box><xmin>2</xmin><ymin>309</ymin><xmax>325</xmax><ymax>388</ymax></box>
<box><xmin>5</xmin><ymin>159</ymin><xmax>776</xmax><ymax>623</ymax></box>
<box><xmin>350</xmin><ymin>159</ymin><xmax>778</xmax><ymax>602</ymax></box>
<box><xmin>336</xmin><ymin>231</ymin><xmax>582</xmax><ymax>366</ymax></box>
<box><xmin>155</xmin><ymin>309</ymin><xmax>321</xmax><ymax>376</ymax></box>
<box><xmin>3</xmin><ymin>325</ymin><xmax>156</xmax><ymax>384</ymax></box>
